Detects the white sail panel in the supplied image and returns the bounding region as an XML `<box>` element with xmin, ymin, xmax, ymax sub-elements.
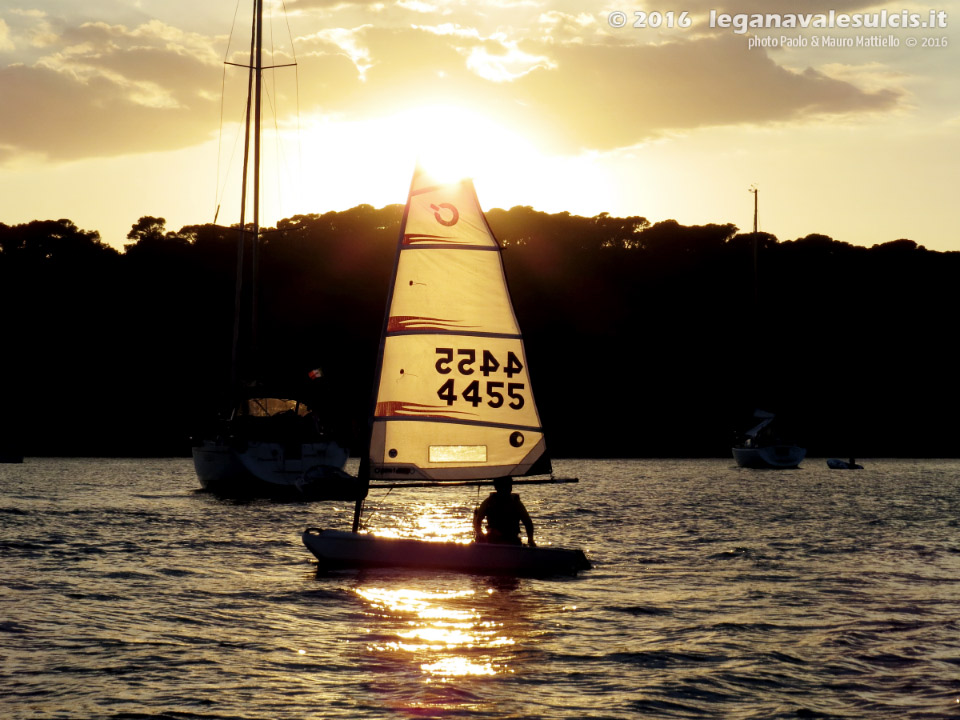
<box><xmin>388</xmin><ymin>249</ymin><xmax>519</xmax><ymax>337</ymax></box>
<box><xmin>367</xmin><ymin>169</ymin><xmax>549</xmax><ymax>481</ymax></box>
<box><xmin>369</xmin><ymin>420</ymin><xmax>546</xmax><ymax>481</ymax></box>
<box><xmin>376</xmin><ymin>334</ymin><xmax>541</xmax><ymax>430</ymax></box>
<box><xmin>402</xmin><ymin>178</ymin><xmax>500</xmax><ymax>249</ymax></box>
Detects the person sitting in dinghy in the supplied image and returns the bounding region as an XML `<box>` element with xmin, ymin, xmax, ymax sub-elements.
<box><xmin>473</xmin><ymin>477</ymin><xmax>536</xmax><ymax>546</ymax></box>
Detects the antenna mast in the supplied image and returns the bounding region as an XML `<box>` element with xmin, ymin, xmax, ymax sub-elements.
<box><xmin>749</xmin><ymin>185</ymin><xmax>759</xmax><ymax>307</ymax></box>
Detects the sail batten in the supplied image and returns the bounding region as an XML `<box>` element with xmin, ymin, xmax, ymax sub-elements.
<box><xmin>386</xmin><ymin>330</ymin><xmax>524</xmax><ymax>340</ymax></box>
<box><xmin>373</xmin><ymin>416</ymin><xmax>545</xmax><ymax>432</ymax></box>
<box><xmin>400</xmin><ymin>243</ymin><xmax>500</xmax><ymax>251</ymax></box>
<box><xmin>366</xmin><ymin>168</ymin><xmax>550</xmax><ymax>482</ymax></box>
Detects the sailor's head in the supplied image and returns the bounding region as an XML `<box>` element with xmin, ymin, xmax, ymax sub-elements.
<box><xmin>493</xmin><ymin>476</ymin><xmax>513</xmax><ymax>493</ymax></box>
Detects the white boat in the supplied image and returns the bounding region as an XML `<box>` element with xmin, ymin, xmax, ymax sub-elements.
<box><xmin>193</xmin><ymin>391</ymin><xmax>356</xmax><ymax>500</ymax></box>
<box><xmin>732</xmin><ymin>410</ymin><xmax>806</xmax><ymax>469</ymax></box>
<box><xmin>302</xmin><ymin>168</ymin><xmax>590</xmax><ymax>575</ymax></box>
<box><xmin>193</xmin><ymin>0</ymin><xmax>352</xmax><ymax>500</ymax></box>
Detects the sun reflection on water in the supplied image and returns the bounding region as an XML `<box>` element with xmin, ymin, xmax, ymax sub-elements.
<box><xmin>350</xmin><ymin>491</ymin><xmax>532</xmax><ymax>703</ymax></box>
<box><xmin>421</xmin><ymin>657</ymin><xmax>497</xmax><ymax>678</ymax></box>
<box><xmin>364</xmin><ymin>499</ymin><xmax>475</xmax><ymax>544</ymax></box>
<box><xmin>356</xmin><ymin>584</ymin><xmax>518</xmax><ymax>680</ymax></box>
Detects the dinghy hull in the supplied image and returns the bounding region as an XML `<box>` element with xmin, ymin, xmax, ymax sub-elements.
<box><xmin>302</xmin><ymin>528</ymin><xmax>590</xmax><ymax>577</ymax></box>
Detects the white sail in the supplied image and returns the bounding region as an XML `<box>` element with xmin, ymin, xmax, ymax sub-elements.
<box><xmin>366</xmin><ymin>168</ymin><xmax>550</xmax><ymax>481</ymax></box>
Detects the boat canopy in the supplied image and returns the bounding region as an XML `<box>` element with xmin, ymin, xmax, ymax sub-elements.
<box><xmin>744</xmin><ymin>409</ymin><xmax>776</xmax><ymax>438</ymax></box>
<box><xmin>243</xmin><ymin>397</ymin><xmax>309</xmax><ymax>418</ymax></box>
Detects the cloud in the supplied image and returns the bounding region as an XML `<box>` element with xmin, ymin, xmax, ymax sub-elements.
<box><xmin>287</xmin><ymin>0</ymin><xmax>386</xmax><ymax>9</ymax></box>
<box><xmin>0</xmin><ymin>62</ymin><xmax>215</xmax><ymax>164</ymax></box>
<box><xmin>0</xmin><ymin>6</ymin><xmax>905</xmax><ymax>165</ymax></box>
<box><xmin>465</xmin><ymin>43</ymin><xmax>554</xmax><ymax>82</ymax></box>
<box><xmin>508</xmin><ymin>35</ymin><xmax>902</xmax><ymax>151</ymax></box>
<box><xmin>0</xmin><ymin>14</ymin><xmax>360</xmax><ymax>163</ymax></box>
<box><xmin>681</xmin><ymin>0</ymin><xmax>891</xmax><ymax>15</ymax></box>
<box><xmin>0</xmin><ymin>19</ymin><xmax>13</xmax><ymax>52</ymax></box>
<box><xmin>0</xmin><ymin>19</ymin><xmax>224</xmax><ymax>163</ymax></box>
<box><xmin>304</xmin><ymin>26</ymin><xmax>375</xmax><ymax>78</ymax></box>
<box><xmin>317</xmin><ymin>27</ymin><xmax>901</xmax><ymax>152</ymax></box>
<box><xmin>537</xmin><ymin>11</ymin><xmax>598</xmax><ymax>43</ymax></box>
<box><xmin>6</xmin><ymin>9</ymin><xmax>60</xmax><ymax>49</ymax></box>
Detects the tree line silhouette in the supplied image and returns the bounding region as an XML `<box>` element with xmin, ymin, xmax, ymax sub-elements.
<box><xmin>1</xmin><ymin>208</ymin><xmax>956</xmax><ymax>458</ymax></box>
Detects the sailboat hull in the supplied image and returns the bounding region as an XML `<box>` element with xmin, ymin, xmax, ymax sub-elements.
<box><xmin>302</xmin><ymin>528</ymin><xmax>590</xmax><ymax>576</ymax></box>
<box><xmin>732</xmin><ymin>445</ymin><xmax>806</xmax><ymax>469</ymax></box>
<box><xmin>193</xmin><ymin>441</ymin><xmax>361</xmax><ymax>500</ymax></box>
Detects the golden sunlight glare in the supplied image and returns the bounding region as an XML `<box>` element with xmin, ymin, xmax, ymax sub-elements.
<box><xmin>390</xmin><ymin>104</ymin><xmax>536</xmax><ymax>184</ymax></box>
<box><xmin>355</xmin><ymin>584</ymin><xmax>515</xmax><ymax>677</ymax></box>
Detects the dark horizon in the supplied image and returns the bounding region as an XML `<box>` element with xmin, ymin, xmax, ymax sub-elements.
<box><xmin>2</xmin><ymin>206</ymin><xmax>957</xmax><ymax>460</ymax></box>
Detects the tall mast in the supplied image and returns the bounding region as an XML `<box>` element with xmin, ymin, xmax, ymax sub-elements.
<box><xmin>228</xmin><ymin>0</ymin><xmax>264</xmax><ymax>396</ymax></box>
<box><xmin>251</xmin><ymin>0</ymin><xmax>263</xmax><ymax>356</ymax></box>
<box><xmin>229</xmin><ymin>2</ymin><xmax>260</xmax><ymax>394</ymax></box>
<box><xmin>224</xmin><ymin>0</ymin><xmax>301</xmax><ymax>399</ymax></box>
<box><xmin>749</xmin><ymin>185</ymin><xmax>758</xmax><ymax>308</ymax></box>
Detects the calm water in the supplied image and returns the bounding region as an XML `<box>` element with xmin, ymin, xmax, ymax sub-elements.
<box><xmin>2</xmin><ymin>458</ymin><xmax>959</xmax><ymax>719</ymax></box>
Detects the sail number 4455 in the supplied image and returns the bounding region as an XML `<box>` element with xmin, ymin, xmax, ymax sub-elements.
<box><xmin>435</xmin><ymin>348</ymin><xmax>525</xmax><ymax>409</ymax></box>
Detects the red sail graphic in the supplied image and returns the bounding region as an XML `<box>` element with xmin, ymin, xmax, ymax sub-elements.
<box><xmin>387</xmin><ymin>316</ymin><xmax>475</xmax><ymax>333</ymax></box>
<box><xmin>375</xmin><ymin>401</ymin><xmax>475</xmax><ymax>420</ymax></box>
<box><xmin>403</xmin><ymin>233</ymin><xmax>469</xmax><ymax>245</ymax></box>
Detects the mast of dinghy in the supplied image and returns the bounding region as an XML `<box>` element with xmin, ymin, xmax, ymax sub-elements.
<box><xmin>352</xmin><ymin>498</ymin><xmax>364</xmax><ymax>533</ymax></box>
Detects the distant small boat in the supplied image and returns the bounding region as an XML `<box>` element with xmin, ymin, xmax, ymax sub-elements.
<box><xmin>0</xmin><ymin>434</ymin><xmax>24</xmax><ymax>463</ymax></box>
<box><xmin>827</xmin><ymin>458</ymin><xmax>863</xmax><ymax>470</ymax></box>
<box><xmin>0</xmin><ymin>450</ymin><xmax>24</xmax><ymax>464</ymax></box>
<box><xmin>732</xmin><ymin>410</ymin><xmax>806</xmax><ymax>469</ymax></box>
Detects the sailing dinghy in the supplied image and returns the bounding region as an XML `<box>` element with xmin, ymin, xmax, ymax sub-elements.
<box><xmin>302</xmin><ymin>168</ymin><xmax>590</xmax><ymax>576</ymax></box>
<box><xmin>302</xmin><ymin>527</ymin><xmax>590</xmax><ymax>576</ymax></box>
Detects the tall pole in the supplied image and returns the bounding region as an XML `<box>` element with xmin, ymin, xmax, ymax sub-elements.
<box><xmin>230</xmin><ymin>2</ymin><xmax>259</xmax><ymax>396</ymax></box>
<box><xmin>749</xmin><ymin>185</ymin><xmax>758</xmax><ymax>308</ymax></box>
<box><xmin>251</xmin><ymin>0</ymin><xmax>262</xmax><ymax>360</ymax></box>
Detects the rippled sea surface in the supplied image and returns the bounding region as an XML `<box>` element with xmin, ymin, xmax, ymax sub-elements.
<box><xmin>2</xmin><ymin>458</ymin><xmax>960</xmax><ymax>719</ymax></box>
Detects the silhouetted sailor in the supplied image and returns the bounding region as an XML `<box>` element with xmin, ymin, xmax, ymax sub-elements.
<box><xmin>473</xmin><ymin>477</ymin><xmax>536</xmax><ymax>546</ymax></box>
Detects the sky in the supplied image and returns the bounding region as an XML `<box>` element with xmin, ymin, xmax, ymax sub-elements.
<box><xmin>0</xmin><ymin>0</ymin><xmax>957</xmax><ymax>251</ymax></box>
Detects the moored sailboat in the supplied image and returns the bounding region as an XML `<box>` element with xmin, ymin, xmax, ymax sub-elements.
<box><xmin>301</xmin><ymin>167</ymin><xmax>589</xmax><ymax>575</ymax></box>
<box><xmin>732</xmin><ymin>409</ymin><xmax>806</xmax><ymax>469</ymax></box>
<box><xmin>192</xmin><ymin>0</ymin><xmax>354</xmax><ymax>500</ymax></box>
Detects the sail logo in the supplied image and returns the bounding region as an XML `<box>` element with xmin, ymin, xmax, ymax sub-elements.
<box><xmin>431</xmin><ymin>203</ymin><xmax>459</xmax><ymax>227</ymax></box>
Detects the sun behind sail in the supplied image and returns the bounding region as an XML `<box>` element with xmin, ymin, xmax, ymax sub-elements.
<box><xmin>366</xmin><ymin>168</ymin><xmax>551</xmax><ymax>482</ymax></box>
